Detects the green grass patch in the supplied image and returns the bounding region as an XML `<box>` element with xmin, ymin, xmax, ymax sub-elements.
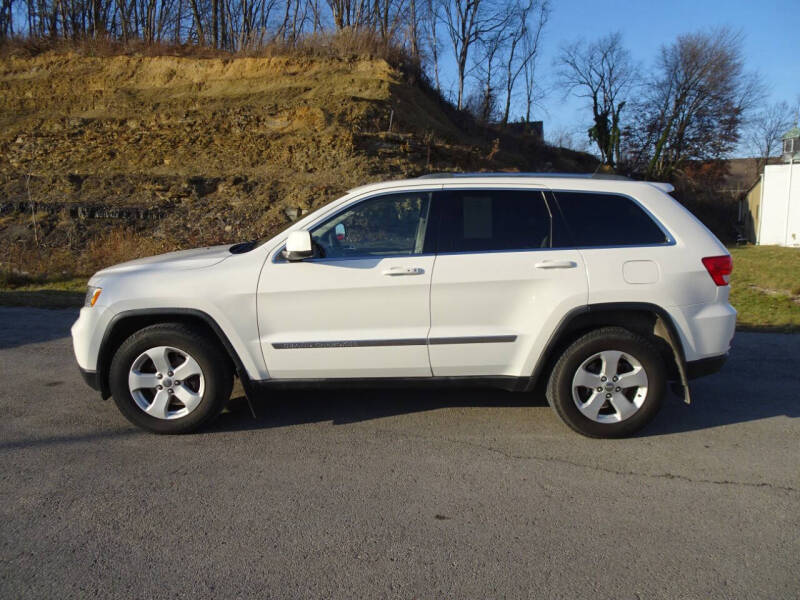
<box><xmin>0</xmin><ymin>290</ymin><xmax>86</xmax><ymax>308</ymax></box>
<box><xmin>0</xmin><ymin>273</ymin><xmax>86</xmax><ymax>308</ymax></box>
<box><xmin>728</xmin><ymin>246</ymin><xmax>800</xmax><ymax>332</ymax></box>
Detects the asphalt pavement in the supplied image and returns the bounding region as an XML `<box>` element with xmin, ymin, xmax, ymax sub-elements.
<box><xmin>1</xmin><ymin>307</ymin><xmax>798</xmax><ymax>599</ymax></box>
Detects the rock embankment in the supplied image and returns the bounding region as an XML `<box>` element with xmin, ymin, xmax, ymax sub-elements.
<box><xmin>0</xmin><ymin>52</ymin><xmax>593</xmax><ymax>276</ymax></box>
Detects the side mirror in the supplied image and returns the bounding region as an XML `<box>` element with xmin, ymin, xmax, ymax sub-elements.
<box><xmin>283</xmin><ymin>230</ymin><xmax>314</xmax><ymax>261</ymax></box>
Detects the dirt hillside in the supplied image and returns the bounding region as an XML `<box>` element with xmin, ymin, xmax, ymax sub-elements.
<box><xmin>0</xmin><ymin>52</ymin><xmax>595</xmax><ymax>278</ymax></box>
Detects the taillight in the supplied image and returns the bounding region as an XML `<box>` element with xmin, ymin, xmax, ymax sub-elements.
<box><xmin>702</xmin><ymin>255</ymin><xmax>732</xmax><ymax>286</ymax></box>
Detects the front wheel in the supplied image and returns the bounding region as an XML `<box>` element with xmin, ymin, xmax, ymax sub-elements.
<box><xmin>546</xmin><ymin>327</ymin><xmax>666</xmax><ymax>438</ymax></box>
<box><xmin>109</xmin><ymin>323</ymin><xmax>233</xmax><ymax>434</ymax></box>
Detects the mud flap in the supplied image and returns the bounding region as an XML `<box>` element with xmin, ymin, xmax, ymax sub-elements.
<box><xmin>661</xmin><ymin>324</ymin><xmax>691</xmax><ymax>404</ymax></box>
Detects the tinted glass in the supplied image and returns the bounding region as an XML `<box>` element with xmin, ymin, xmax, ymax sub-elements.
<box><xmin>311</xmin><ymin>191</ymin><xmax>432</xmax><ymax>258</ymax></box>
<box><xmin>438</xmin><ymin>190</ymin><xmax>551</xmax><ymax>253</ymax></box>
<box><xmin>552</xmin><ymin>191</ymin><xmax>668</xmax><ymax>247</ymax></box>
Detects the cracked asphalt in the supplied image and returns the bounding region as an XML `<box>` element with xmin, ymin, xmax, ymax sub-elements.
<box><xmin>1</xmin><ymin>307</ymin><xmax>798</xmax><ymax>599</ymax></box>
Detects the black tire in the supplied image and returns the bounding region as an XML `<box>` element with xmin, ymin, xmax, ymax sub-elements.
<box><xmin>546</xmin><ymin>327</ymin><xmax>666</xmax><ymax>438</ymax></box>
<box><xmin>109</xmin><ymin>323</ymin><xmax>233</xmax><ymax>434</ymax></box>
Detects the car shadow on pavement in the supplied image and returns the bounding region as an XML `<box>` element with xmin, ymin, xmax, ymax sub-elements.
<box><xmin>638</xmin><ymin>387</ymin><xmax>799</xmax><ymax>437</ymax></box>
<box><xmin>207</xmin><ymin>372</ymin><xmax>798</xmax><ymax>437</ymax></box>
<box><xmin>207</xmin><ymin>332</ymin><xmax>799</xmax><ymax>436</ymax></box>
<box><xmin>211</xmin><ymin>387</ymin><xmax>547</xmax><ymax>433</ymax></box>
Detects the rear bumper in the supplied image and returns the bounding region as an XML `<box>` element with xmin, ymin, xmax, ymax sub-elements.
<box><xmin>78</xmin><ymin>367</ymin><xmax>101</xmax><ymax>391</ymax></box>
<box><xmin>686</xmin><ymin>353</ymin><xmax>727</xmax><ymax>380</ymax></box>
<box><xmin>671</xmin><ymin>300</ymin><xmax>736</xmax><ymax>362</ymax></box>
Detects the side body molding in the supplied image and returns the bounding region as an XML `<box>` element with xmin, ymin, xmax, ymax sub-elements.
<box><xmin>96</xmin><ymin>304</ymin><xmax>690</xmax><ymax>401</ymax></box>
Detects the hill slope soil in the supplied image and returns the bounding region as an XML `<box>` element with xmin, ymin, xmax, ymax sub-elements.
<box><xmin>0</xmin><ymin>51</ymin><xmax>595</xmax><ymax>278</ymax></box>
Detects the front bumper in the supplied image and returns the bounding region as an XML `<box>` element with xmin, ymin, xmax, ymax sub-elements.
<box><xmin>686</xmin><ymin>353</ymin><xmax>728</xmax><ymax>380</ymax></box>
<box><xmin>71</xmin><ymin>305</ymin><xmax>112</xmax><ymax>372</ymax></box>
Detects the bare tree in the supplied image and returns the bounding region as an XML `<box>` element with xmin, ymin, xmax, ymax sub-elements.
<box><xmin>745</xmin><ymin>100</ymin><xmax>797</xmax><ymax>169</ymax></box>
<box><xmin>440</xmin><ymin>0</ymin><xmax>508</xmax><ymax>110</ymax></box>
<box><xmin>520</xmin><ymin>23</ymin><xmax>542</xmax><ymax>123</ymax></box>
<box><xmin>0</xmin><ymin>0</ymin><xmax>14</xmax><ymax>37</ymax></box>
<box><xmin>632</xmin><ymin>28</ymin><xmax>762</xmax><ymax>180</ymax></box>
<box><xmin>499</xmin><ymin>0</ymin><xmax>547</xmax><ymax>126</ymax></box>
<box><xmin>188</xmin><ymin>0</ymin><xmax>205</xmax><ymax>43</ymax></box>
<box><xmin>558</xmin><ymin>32</ymin><xmax>636</xmax><ymax>169</ymax></box>
<box><xmin>407</xmin><ymin>0</ymin><xmax>419</xmax><ymax>60</ymax></box>
<box><xmin>470</xmin><ymin>19</ymin><xmax>509</xmax><ymax>123</ymax></box>
<box><xmin>424</xmin><ymin>0</ymin><xmax>442</xmax><ymax>92</ymax></box>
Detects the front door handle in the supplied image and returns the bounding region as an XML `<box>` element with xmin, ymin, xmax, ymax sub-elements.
<box><xmin>383</xmin><ymin>266</ymin><xmax>425</xmax><ymax>276</ymax></box>
<box><xmin>535</xmin><ymin>260</ymin><xmax>577</xmax><ymax>269</ymax></box>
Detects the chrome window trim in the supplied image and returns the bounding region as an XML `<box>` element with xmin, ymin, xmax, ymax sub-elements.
<box><xmin>270</xmin><ymin>185</ymin><xmax>676</xmax><ymax>263</ymax></box>
<box><xmin>436</xmin><ymin>188</ymin><xmax>554</xmax><ymax>254</ymax></box>
<box><xmin>433</xmin><ymin>187</ymin><xmax>674</xmax><ymax>255</ymax></box>
<box><xmin>546</xmin><ymin>188</ymin><xmax>676</xmax><ymax>248</ymax></box>
<box><xmin>275</xmin><ymin>252</ymin><xmax>437</xmax><ymax>264</ymax></box>
<box><xmin>423</xmin><ymin>241</ymin><xmax>675</xmax><ymax>258</ymax></box>
<box><xmin>271</xmin><ymin>188</ymin><xmax>440</xmax><ymax>263</ymax></box>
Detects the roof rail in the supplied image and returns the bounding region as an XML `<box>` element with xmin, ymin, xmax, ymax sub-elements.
<box><xmin>416</xmin><ymin>172</ymin><xmax>632</xmax><ymax>181</ymax></box>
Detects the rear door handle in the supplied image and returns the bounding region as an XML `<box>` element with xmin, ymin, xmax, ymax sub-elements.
<box><xmin>383</xmin><ymin>266</ymin><xmax>425</xmax><ymax>276</ymax></box>
<box><xmin>535</xmin><ymin>260</ymin><xmax>577</xmax><ymax>269</ymax></box>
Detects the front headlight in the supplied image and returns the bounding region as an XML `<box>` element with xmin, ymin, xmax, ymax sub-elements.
<box><xmin>84</xmin><ymin>286</ymin><xmax>102</xmax><ymax>307</ymax></box>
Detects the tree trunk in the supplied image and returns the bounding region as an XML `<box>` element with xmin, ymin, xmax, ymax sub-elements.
<box><xmin>188</xmin><ymin>0</ymin><xmax>204</xmax><ymax>44</ymax></box>
<box><xmin>408</xmin><ymin>0</ymin><xmax>418</xmax><ymax>60</ymax></box>
<box><xmin>212</xmin><ymin>0</ymin><xmax>218</xmax><ymax>47</ymax></box>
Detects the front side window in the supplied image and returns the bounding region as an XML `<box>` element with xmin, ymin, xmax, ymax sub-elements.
<box><xmin>552</xmin><ymin>191</ymin><xmax>668</xmax><ymax>247</ymax></box>
<box><xmin>310</xmin><ymin>191</ymin><xmax>432</xmax><ymax>259</ymax></box>
<box><xmin>438</xmin><ymin>190</ymin><xmax>552</xmax><ymax>253</ymax></box>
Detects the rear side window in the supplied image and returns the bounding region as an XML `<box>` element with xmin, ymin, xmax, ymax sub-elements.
<box><xmin>438</xmin><ymin>190</ymin><xmax>552</xmax><ymax>253</ymax></box>
<box><xmin>552</xmin><ymin>191</ymin><xmax>668</xmax><ymax>247</ymax></box>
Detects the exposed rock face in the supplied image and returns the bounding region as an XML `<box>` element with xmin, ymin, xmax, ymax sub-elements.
<box><xmin>0</xmin><ymin>52</ymin><xmax>595</xmax><ymax>276</ymax></box>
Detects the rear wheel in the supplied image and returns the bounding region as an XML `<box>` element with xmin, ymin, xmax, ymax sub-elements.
<box><xmin>546</xmin><ymin>327</ymin><xmax>666</xmax><ymax>438</ymax></box>
<box><xmin>109</xmin><ymin>323</ymin><xmax>233</xmax><ymax>434</ymax></box>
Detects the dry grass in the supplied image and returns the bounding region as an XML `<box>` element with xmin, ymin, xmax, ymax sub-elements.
<box><xmin>0</xmin><ymin>227</ymin><xmax>173</xmax><ymax>308</ymax></box>
<box><xmin>0</xmin><ymin>29</ymin><xmax>417</xmax><ymax>72</ymax></box>
<box><xmin>79</xmin><ymin>228</ymin><xmax>174</xmax><ymax>274</ymax></box>
<box><xmin>1</xmin><ymin>227</ymin><xmax>176</xmax><ymax>284</ymax></box>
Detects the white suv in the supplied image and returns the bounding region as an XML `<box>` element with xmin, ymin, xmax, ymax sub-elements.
<box><xmin>72</xmin><ymin>174</ymin><xmax>736</xmax><ymax>437</ymax></box>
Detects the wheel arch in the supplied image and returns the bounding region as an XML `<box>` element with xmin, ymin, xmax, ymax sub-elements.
<box><xmin>96</xmin><ymin>309</ymin><xmax>247</xmax><ymax>399</ymax></box>
<box><xmin>528</xmin><ymin>302</ymin><xmax>690</xmax><ymax>401</ymax></box>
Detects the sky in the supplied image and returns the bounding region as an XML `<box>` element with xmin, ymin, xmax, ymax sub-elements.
<box><xmin>441</xmin><ymin>0</ymin><xmax>800</xmax><ymax>157</ymax></box>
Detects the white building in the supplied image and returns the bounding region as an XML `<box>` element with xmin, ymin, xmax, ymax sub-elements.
<box><xmin>742</xmin><ymin>127</ymin><xmax>800</xmax><ymax>246</ymax></box>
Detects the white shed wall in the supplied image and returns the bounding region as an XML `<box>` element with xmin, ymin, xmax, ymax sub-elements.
<box><xmin>758</xmin><ymin>163</ymin><xmax>800</xmax><ymax>246</ymax></box>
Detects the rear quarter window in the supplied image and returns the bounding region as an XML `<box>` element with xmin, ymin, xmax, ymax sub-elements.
<box><xmin>552</xmin><ymin>191</ymin><xmax>668</xmax><ymax>247</ymax></box>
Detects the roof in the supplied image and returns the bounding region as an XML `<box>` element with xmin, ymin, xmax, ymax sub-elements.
<box><xmin>347</xmin><ymin>173</ymin><xmax>674</xmax><ymax>195</ymax></box>
<box><xmin>782</xmin><ymin>127</ymin><xmax>800</xmax><ymax>140</ymax></box>
<box><xmin>416</xmin><ymin>172</ymin><xmax>631</xmax><ymax>181</ymax></box>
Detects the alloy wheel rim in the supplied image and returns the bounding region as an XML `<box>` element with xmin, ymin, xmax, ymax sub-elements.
<box><xmin>571</xmin><ymin>349</ymin><xmax>648</xmax><ymax>423</ymax></box>
<box><xmin>128</xmin><ymin>346</ymin><xmax>205</xmax><ymax>420</ymax></box>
